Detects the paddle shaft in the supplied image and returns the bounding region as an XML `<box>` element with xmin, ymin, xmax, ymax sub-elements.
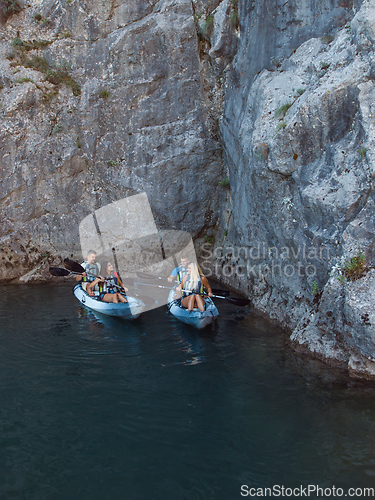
<box><xmin>182</xmin><ymin>290</ymin><xmax>249</xmax><ymax>306</ymax></box>
<box><xmin>52</xmin><ymin>267</ymin><xmax>127</xmax><ymax>293</ymax></box>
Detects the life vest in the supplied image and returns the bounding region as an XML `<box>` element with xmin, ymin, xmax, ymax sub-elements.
<box><xmin>176</xmin><ymin>265</ymin><xmax>189</xmax><ymax>283</ymax></box>
<box><xmin>81</xmin><ymin>262</ymin><xmax>100</xmax><ymax>282</ymax></box>
<box><xmin>102</xmin><ymin>273</ymin><xmax>119</xmax><ymax>293</ymax></box>
<box><xmin>183</xmin><ymin>276</ymin><xmax>204</xmax><ymax>296</ymax></box>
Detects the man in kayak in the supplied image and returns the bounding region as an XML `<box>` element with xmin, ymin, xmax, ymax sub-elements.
<box><xmin>175</xmin><ymin>262</ymin><xmax>213</xmax><ymax>312</ymax></box>
<box><xmin>167</xmin><ymin>256</ymin><xmax>190</xmax><ymax>284</ymax></box>
<box><xmin>76</xmin><ymin>250</ymin><xmax>101</xmax><ymax>283</ymax></box>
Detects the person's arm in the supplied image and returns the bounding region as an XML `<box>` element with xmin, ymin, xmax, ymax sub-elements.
<box><xmin>202</xmin><ymin>276</ymin><xmax>213</xmax><ymax>297</ymax></box>
<box><xmin>116</xmin><ymin>276</ymin><xmax>128</xmax><ymax>293</ymax></box>
<box><xmin>76</xmin><ymin>272</ymin><xmax>86</xmax><ymax>282</ymax></box>
<box><xmin>167</xmin><ymin>268</ymin><xmax>178</xmax><ymax>283</ymax></box>
<box><xmin>86</xmin><ymin>277</ymin><xmax>102</xmax><ymax>296</ymax></box>
<box><xmin>175</xmin><ymin>275</ymin><xmax>187</xmax><ymax>292</ymax></box>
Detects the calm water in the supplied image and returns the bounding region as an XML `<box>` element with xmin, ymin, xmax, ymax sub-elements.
<box><xmin>1</xmin><ymin>284</ymin><xmax>375</xmax><ymax>500</ymax></box>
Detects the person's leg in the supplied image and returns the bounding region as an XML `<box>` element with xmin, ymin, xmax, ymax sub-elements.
<box><xmin>181</xmin><ymin>296</ymin><xmax>190</xmax><ymax>308</ymax></box>
<box><xmin>116</xmin><ymin>293</ymin><xmax>128</xmax><ymax>303</ymax></box>
<box><xmin>102</xmin><ymin>293</ymin><xmax>118</xmax><ymax>303</ymax></box>
<box><xmin>195</xmin><ymin>295</ymin><xmax>205</xmax><ymax>312</ymax></box>
<box><xmin>188</xmin><ymin>294</ymin><xmax>196</xmax><ymax>311</ymax></box>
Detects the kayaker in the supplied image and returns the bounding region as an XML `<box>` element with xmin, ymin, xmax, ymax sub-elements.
<box><xmin>175</xmin><ymin>262</ymin><xmax>213</xmax><ymax>312</ymax></box>
<box><xmin>101</xmin><ymin>260</ymin><xmax>128</xmax><ymax>296</ymax></box>
<box><xmin>76</xmin><ymin>250</ymin><xmax>101</xmax><ymax>283</ymax></box>
<box><xmin>167</xmin><ymin>256</ymin><xmax>190</xmax><ymax>283</ymax></box>
<box><xmin>86</xmin><ymin>273</ymin><xmax>128</xmax><ymax>304</ymax></box>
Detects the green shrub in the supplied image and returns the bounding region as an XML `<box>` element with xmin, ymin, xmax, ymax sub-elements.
<box><xmin>342</xmin><ymin>247</ymin><xmax>367</xmax><ymax>281</ymax></box>
<box><xmin>60</xmin><ymin>30</ymin><xmax>71</xmax><ymax>38</ymax></box>
<box><xmin>53</xmin><ymin>124</ymin><xmax>62</xmax><ymax>134</ymax></box>
<box><xmin>322</xmin><ymin>34</ymin><xmax>334</xmax><ymax>44</ymax></box>
<box><xmin>76</xmin><ymin>138</ymin><xmax>82</xmax><ymax>148</ymax></box>
<box><xmin>193</xmin><ymin>12</ymin><xmax>202</xmax><ymax>24</ymax></box>
<box><xmin>15</xmin><ymin>76</ymin><xmax>34</xmax><ymax>84</ymax></box>
<box><xmin>275</xmin><ymin>102</ymin><xmax>292</xmax><ymax>118</ymax></box>
<box><xmin>229</xmin><ymin>10</ymin><xmax>239</xmax><ymax>29</ymax></box>
<box><xmin>12</xmin><ymin>38</ymin><xmax>52</xmax><ymax>51</ymax></box>
<box><xmin>277</xmin><ymin>121</ymin><xmax>287</xmax><ymax>131</ymax></box>
<box><xmin>107</xmin><ymin>159</ymin><xmax>117</xmax><ymax>167</ymax></box>
<box><xmin>297</xmin><ymin>88</ymin><xmax>305</xmax><ymax>96</ymax></box>
<box><xmin>98</xmin><ymin>89</ymin><xmax>110</xmax><ymax>99</ymax></box>
<box><xmin>219</xmin><ymin>177</ymin><xmax>230</xmax><ymax>189</ymax></box>
<box><xmin>26</xmin><ymin>57</ymin><xmax>81</xmax><ymax>96</ymax></box>
<box><xmin>9</xmin><ymin>38</ymin><xmax>80</xmax><ymax>96</ymax></box>
<box><xmin>32</xmin><ymin>14</ymin><xmax>51</xmax><ymax>25</ymax></box>
<box><xmin>357</xmin><ymin>146</ymin><xmax>366</xmax><ymax>159</ymax></box>
<box><xmin>202</xmin><ymin>15</ymin><xmax>213</xmax><ymax>35</ymax></box>
<box><xmin>11</xmin><ymin>37</ymin><xmax>23</xmax><ymax>47</ymax></box>
<box><xmin>311</xmin><ymin>280</ymin><xmax>319</xmax><ymax>296</ymax></box>
<box><xmin>0</xmin><ymin>0</ymin><xmax>22</xmax><ymax>21</ymax></box>
<box><xmin>320</xmin><ymin>61</ymin><xmax>330</xmax><ymax>70</ymax></box>
<box><xmin>26</xmin><ymin>55</ymin><xmax>50</xmax><ymax>72</ymax></box>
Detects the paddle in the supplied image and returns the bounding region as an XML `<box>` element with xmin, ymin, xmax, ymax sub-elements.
<box><xmin>63</xmin><ymin>258</ymin><xmax>85</xmax><ymax>274</ymax></box>
<box><xmin>50</xmin><ymin>266</ymin><xmax>135</xmax><ymax>293</ymax></box>
<box><xmin>134</xmin><ymin>280</ymin><xmax>173</xmax><ymax>290</ymax></box>
<box><xmin>49</xmin><ymin>267</ymin><xmax>73</xmax><ymax>277</ymax></box>
<box><xmin>63</xmin><ymin>258</ymin><xmax>135</xmax><ymax>288</ymax></box>
<box><xmin>211</xmin><ymin>295</ymin><xmax>250</xmax><ymax>306</ymax></box>
<box><xmin>135</xmin><ymin>271</ymin><xmax>230</xmax><ymax>296</ymax></box>
<box><xmin>180</xmin><ymin>289</ymin><xmax>249</xmax><ymax>307</ymax></box>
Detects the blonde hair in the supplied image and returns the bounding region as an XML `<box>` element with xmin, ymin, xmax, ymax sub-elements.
<box><xmin>185</xmin><ymin>262</ymin><xmax>200</xmax><ymax>291</ymax></box>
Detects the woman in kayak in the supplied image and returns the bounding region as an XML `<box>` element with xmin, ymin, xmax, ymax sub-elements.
<box><xmin>175</xmin><ymin>262</ymin><xmax>213</xmax><ymax>312</ymax></box>
<box><xmin>86</xmin><ymin>261</ymin><xmax>128</xmax><ymax>303</ymax></box>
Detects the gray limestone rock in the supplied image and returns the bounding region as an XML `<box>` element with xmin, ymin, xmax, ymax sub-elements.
<box><xmin>0</xmin><ymin>0</ymin><xmax>228</xmax><ymax>281</ymax></box>
<box><xmin>213</xmin><ymin>0</ymin><xmax>375</xmax><ymax>379</ymax></box>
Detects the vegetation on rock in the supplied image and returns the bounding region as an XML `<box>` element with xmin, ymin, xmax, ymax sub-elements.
<box><xmin>275</xmin><ymin>102</ymin><xmax>292</xmax><ymax>118</ymax></box>
<box><xmin>98</xmin><ymin>90</ymin><xmax>110</xmax><ymax>99</ymax></box>
<box><xmin>0</xmin><ymin>0</ymin><xmax>22</xmax><ymax>22</ymax></box>
<box><xmin>7</xmin><ymin>37</ymin><xmax>80</xmax><ymax>96</ymax></box>
<box><xmin>341</xmin><ymin>247</ymin><xmax>367</xmax><ymax>281</ymax></box>
<box><xmin>219</xmin><ymin>177</ymin><xmax>230</xmax><ymax>189</ymax></box>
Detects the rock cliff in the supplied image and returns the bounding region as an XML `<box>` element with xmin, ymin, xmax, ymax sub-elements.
<box><xmin>211</xmin><ymin>0</ymin><xmax>375</xmax><ymax>379</ymax></box>
<box><xmin>2</xmin><ymin>0</ymin><xmax>375</xmax><ymax>379</ymax></box>
<box><xmin>0</xmin><ymin>0</ymin><xmax>227</xmax><ymax>280</ymax></box>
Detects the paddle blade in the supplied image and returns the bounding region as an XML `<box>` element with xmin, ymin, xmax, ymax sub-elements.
<box><xmin>64</xmin><ymin>258</ymin><xmax>85</xmax><ymax>274</ymax></box>
<box><xmin>211</xmin><ymin>288</ymin><xmax>230</xmax><ymax>297</ymax></box>
<box><xmin>49</xmin><ymin>267</ymin><xmax>70</xmax><ymax>277</ymax></box>
<box><xmin>226</xmin><ymin>297</ymin><xmax>250</xmax><ymax>307</ymax></box>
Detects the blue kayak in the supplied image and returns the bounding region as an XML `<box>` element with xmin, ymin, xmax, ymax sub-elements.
<box><xmin>73</xmin><ymin>284</ymin><xmax>145</xmax><ymax>320</ymax></box>
<box><xmin>167</xmin><ymin>289</ymin><xmax>219</xmax><ymax>329</ymax></box>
